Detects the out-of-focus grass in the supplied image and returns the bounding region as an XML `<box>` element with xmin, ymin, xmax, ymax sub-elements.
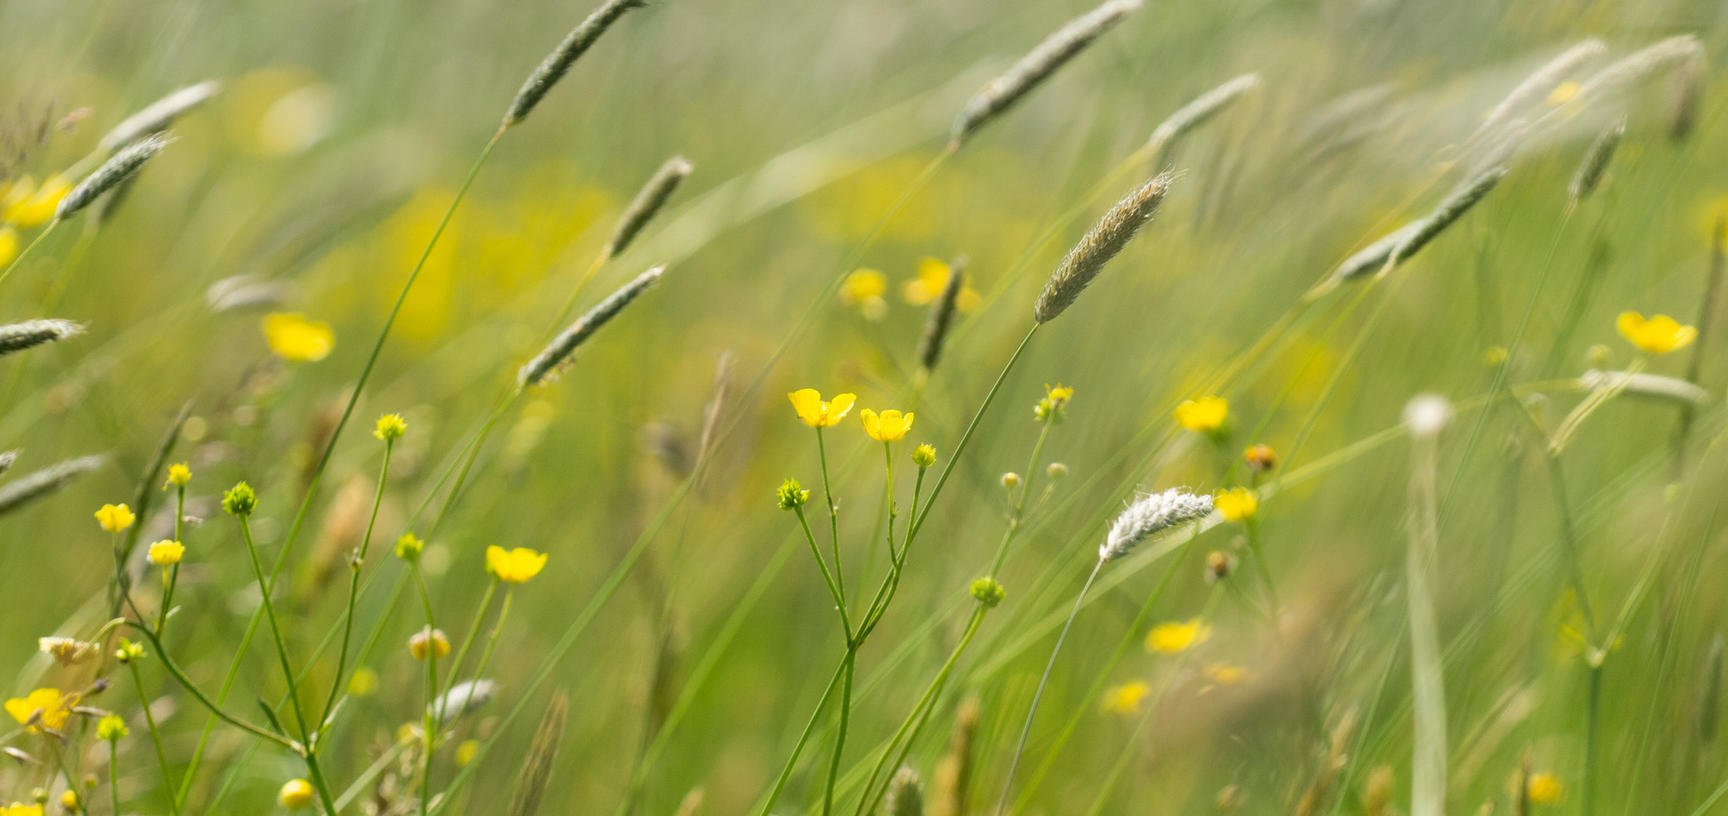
<box><xmin>0</xmin><ymin>0</ymin><xmax>1727</xmax><ymax>813</ymax></box>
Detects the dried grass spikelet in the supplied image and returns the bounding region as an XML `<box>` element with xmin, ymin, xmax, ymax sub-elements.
<box><xmin>886</xmin><ymin>767</ymin><xmax>925</xmax><ymax>816</ymax></box>
<box><xmin>930</xmin><ymin>696</ymin><xmax>979</xmax><ymax>816</ymax></box>
<box><xmin>1668</xmin><ymin>54</ymin><xmax>1705</xmax><ymax>141</ymax></box>
<box><xmin>0</xmin><ymin>454</ymin><xmax>105</xmax><ymax>516</ymax></box>
<box><xmin>950</xmin><ymin>0</ymin><xmax>1142</xmax><ymax>149</ymax></box>
<box><xmin>57</xmin><ymin>134</ymin><xmax>171</xmax><ymax>220</ymax></box>
<box><xmin>1578</xmin><ymin>369</ymin><xmax>1711</xmax><ymax>406</ymax></box>
<box><xmin>1477</xmin><ymin>40</ymin><xmax>1606</xmax><ymax>137</ymax></box>
<box><xmin>504</xmin><ymin>0</ymin><xmax>648</xmax><ymax>127</ymax></box>
<box><xmin>695</xmin><ymin>351</ymin><xmax>734</xmax><ymax>473</ymax></box>
<box><xmin>506</xmin><ymin>691</ymin><xmax>568</xmax><ymax>816</ymax></box>
<box><xmin>1384</xmin><ymin>165</ymin><xmax>1507</xmax><ymax>270</ymax></box>
<box><xmin>672</xmin><ymin>789</ymin><xmax>704</xmax><ymax>816</ymax></box>
<box><xmin>519</xmin><ymin>264</ymin><xmax>665</xmax><ymax>386</ymax></box>
<box><xmin>0</xmin><ymin>319</ymin><xmax>82</xmax><ymax>357</ymax></box>
<box><xmin>1035</xmin><ymin>171</ymin><xmax>1172</xmax><ymax>323</ymax></box>
<box><xmin>1568</xmin><ymin>117</ymin><xmax>1624</xmax><ymax>206</ymax></box>
<box><xmin>1100</xmin><ymin>487</ymin><xmax>1212</xmax><ymax>562</ymax></box>
<box><xmin>98</xmin><ymin>80</ymin><xmax>219</xmax><ymax>153</ymax></box>
<box><xmin>1146</xmin><ymin>73</ymin><xmax>1261</xmax><ymax>164</ymax></box>
<box><xmin>1576</xmin><ymin>35</ymin><xmax>1706</xmax><ymax>103</ymax></box>
<box><xmin>607</xmin><ymin>155</ymin><xmax>692</xmax><ymax>258</ymax></box>
<box><xmin>916</xmin><ymin>254</ymin><xmax>967</xmax><ymax>372</ymax></box>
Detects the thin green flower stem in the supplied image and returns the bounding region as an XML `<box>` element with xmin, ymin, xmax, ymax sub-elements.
<box><xmin>882</xmin><ymin>441</ymin><xmax>897</xmax><ymax>559</ymax></box>
<box><xmin>852</xmin><ymin>603</ymin><xmax>988</xmax><ymax>816</ymax></box>
<box><xmin>433</xmin><ymin>579</ymin><xmax>500</xmax><ymax>729</ymax></box>
<box><xmin>856</xmin><ymin>466</ymin><xmax>927</xmax><ymax>636</ymax></box>
<box><xmin>1241</xmin><ymin>515</ymin><xmax>1280</xmax><ymax>620</ymax></box>
<box><xmin>1543</xmin><ymin>454</ymin><xmax>1598</xmax><ymax>644</ymax></box>
<box><xmin>411</xmin><ymin>566</ymin><xmax>440</xmax><ymax>816</ymax></box>
<box><xmin>319</xmin><ymin>438</ymin><xmax>396</xmax><ymax>733</ymax></box>
<box><xmin>753</xmin><ymin>660</ymin><xmax>851</xmax><ymax>816</ymax></box>
<box><xmin>107</xmin><ymin>739</ymin><xmax>120</xmax><ymax>816</ymax></box>
<box><xmin>463</xmin><ymin>586</ymin><xmax>514</xmax><ymax>698</ymax></box>
<box><xmin>815</xmin><ymin>426</ymin><xmax>847</xmax><ymax>602</ymax></box>
<box><xmin>822</xmin><ymin>648</ymin><xmax>857</xmax><ymax>816</ymax></box>
<box><xmin>0</xmin><ymin>219</ymin><xmax>57</xmax><ymax>290</ymax></box>
<box><xmin>988</xmin><ymin>419</ymin><xmax>1055</xmax><ymax>576</ymax></box>
<box><xmin>119</xmin><ymin>622</ymin><xmax>299</xmax><ymax>752</ymax></box>
<box><xmin>45</xmin><ymin>735</ymin><xmax>81</xmax><ymax>815</ymax></box>
<box><xmin>1584</xmin><ymin>663</ymin><xmax>1603</xmax><ymax>816</ymax></box>
<box><xmin>180</xmin><ymin>127</ymin><xmax>505</xmax><ymax>802</ymax></box>
<box><xmin>1548</xmin><ymin>358</ymin><xmax>1647</xmax><ymax>456</ymax></box>
<box><xmin>794</xmin><ymin>506</ymin><xmax>852</xmax><ymax>639</ymax></box>
<box><xmin>155</xmin><ymin>484</ymin><xmax>185</xmax><ymax>636</ymax></box>
<box><xmin>238</xmin><ymin>517</ymin><xmax>339</xmax><ymax>814</ymax></box>
<box><xmin>994</xmin><ymin>557</ymin><xmax>1105</xmax><ymax>815</ymax></box>
<box><xmin>127</xmin><ymin>661</ymin><xmax>181</xmax><ymax>816</ymax></box>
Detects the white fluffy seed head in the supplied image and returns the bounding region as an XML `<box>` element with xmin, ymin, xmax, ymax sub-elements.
<box><xmin>1403</xmin><ymin>394</ymin><xmax>1453</xmax><ymax>438</ymax></box>
<box><xmin>1100</xmin><ymin>487</ymin><xmax>1213</xmax><ymax>562</ymax></box>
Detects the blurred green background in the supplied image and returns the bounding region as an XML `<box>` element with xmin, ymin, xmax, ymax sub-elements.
<box><xmin>2</xmin><ymin>0</ymin><xmax>1728</xmax><ymax>813</ymax></box>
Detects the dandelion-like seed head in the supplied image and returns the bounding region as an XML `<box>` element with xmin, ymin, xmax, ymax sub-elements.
<box><xmin>776</xmin><ymin>478</ymin><xmax>810</xmax><ymax>511</ymax></box>
<box><xmin>373</xmin><ymin>413</ymin><xmax>407</xmax><ymax>442</ymax></box>
<box><xmin>969</xmin><ymin>577</ymin><xmax>1006</xmax><ymax>608</ymax></box>
<box><xmin>1101</xmin><ymin>488</ymin><xmax>1214</xmax><ymax>562</ymax></box>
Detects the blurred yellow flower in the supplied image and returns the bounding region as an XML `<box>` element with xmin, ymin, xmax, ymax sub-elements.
<box><xmin>840</xmin><ymin>269</ymin><xmax>888</xmax><ymax>320</ymax></box>
<box><xmin>96</xmin><ymin>713</ymin><xmax>128</xmax><ymax>741</ymax></box>
<box><xmin>347</xmin><ymin>666</ymin><xmax>379</xmax><ymax>697</ymax></box>
<box><xmin>1213</xmin><ymin>488</ymin><xmax>1257</xmax><ymax>522</ymax></box>
<box><xmin>1102</xmin><ymin>681</ymin><xmax>1151</xmax><ymax>715</ymax></box>
<box><xmin>95</xmin><ymin>503</ymin><xmax>135</xmax><ymax>533</ymax></box>
<box><xmin>1175</xmin><ymin>396</ymin><xmax>1228</xmax><ymax>432</ymax></box>
<box><xmin>901</xmin><ymin>257</ymin><xmax>980</xmax><ymax>311</ymax></box>
<box><xmin>1616</xmin><ymin>311</ymin><xmax>1695</xmax><ymax>355</ymax></box>
<box><xmin>1204</xmin><ymin>662</ymin><xmax>1248</xmax><ymax>685</ymax></box>
<box><xmin>456</xmin><ymin>739</ymin><xmax>480</xmax><ymax>766</ymax></box>
<box><xmin>1545</xmin><ymin>80</ymin><xmax>1581</xmax><ymax>106</ymax></box>
<box><xmin>5</xmin><ymin>688</ymin><xmax>74</xmax><ymax>732</ymax></box>
<box><xmin>147</xmin><ymin>540</ymin><xmax>185</xmax><ymax>565</ymax></box>
<box><xmin>164</xmin><ymin>463</ymin><xmax>192</xmax><ymax>488</ymax></box>
<box><xmin>0</xmin><ymin>803</ymin><xmax>44</xmax><ymax>816</ymax></box>
<box><xmin>0</xmin><ymin>227</ymin><xmax>16</xmax><ymax>268</ymax></box>
<box><xmin>486</xmin><ymin>545</ymin><xmax>548</xmax><ymax>584</ymax></box>
<box><xmin>374</xmin><ymin>413</ymin><xmax>408</xmax><ymax>442</ymax></box>
<box><xmin>1</xmin><ymin>175</ymin><xmax>69</xmax><ymax>227</ymax></box>
<box><xmin>278</xmin><ymin>778</ymin><xmax>314</xmax><ymax>810</ymax></box>
<box><xmin>1146</xmin><ymin>618</ymin><xmax>1211</xmax><ymax>653</ymax></box>
<box><xmin>1526</xmin><ymin>772</ymin><xmax>1564</xmax><ymax>805</ymax></box>
<box><xmin>409</xmin><ymin>627</ymin><xmax>450</xmax><ymax>661</ymax></box>
<box><xmin>788</xmin><ymin>388</ymin><xmax>856</xmax><ymax>428</ymax></box>
<box><xmin>860</xmin><ymin>408</ymin><xmax>914</xmax><ymax>442</ymax></box>
<box><xmin>56</xmin><ymin>793</ymin><xmax>75</xmax><ymax>812</ymax></box>
<box><xmin>263</xmin><ymin>312</ymin><xmax>335</xmax><ymax>362</ymax></box>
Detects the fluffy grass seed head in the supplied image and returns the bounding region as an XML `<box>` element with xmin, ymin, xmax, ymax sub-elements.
<box><xmin>1175</xmin><ymin>396</ymin><xmax>1228</xmax><ymax>433</ymax></box>
<box><xmin>0</xmin><ymin>320</ymin><xmax>83</xmax><ymax>358</ymax></box>
<box><xmin>373</xmin><ymin>413</ymin><xmax>408</xmax><ymax>442</ymax></box>
<box><xmin>95</xmin><ymin>714</ymin><xmax>127</xmax><ymax>741</ymax></box>
<box><xmin>486</xmin><ymin>545</ymin><xmax>548</xmax><ymax>583</ymax></box>
<box><xmin>606</xmin><ymin>155</ymin><xmax>692</xmax><ymax>258</ymax></box>
<box><xmin>1101</xmin><ymin>488</ymin><xmax>1214</xmax><ymax>562</ymax></box>
<box><xmin>277</xmin><ymin>779</ymin><xmax>314</xmax><ymax>810</ymax></box>
<box><xmin>409</xmin><ymin>627</ymin><xmax>451</xmax><ymax>661</ymax></box>
<box><xmin>1617</xmin><ymin>311</ymin><xmax>1696</xmax><ymax>354</ymax></box>
<box><xmin>1478</xmin><ymin>40</ymin><xmax>1606</xmax><ymax>136</ymax></box>
<box><xmin>969</xmin><ymin>577</ymin><xmax>1005</xmax><ymax>608</ymax></box>
<box><xmin>1035</xmin><ymin>171</ymin><xmax>1172</xmax><ymax>323</ymax></box>
<box><xmin>949</xmin><ymin>0</ymin><xmax>1142</xmax><ymax>148</ymax></box>
<box><xmin>394</xmin><ymin>532</ymin><xmax>425</xmax><ymax>562</ymax></box>
<box><xmin>1146</xmin><ymin>72</ymin><xmax>1261</xmax><ymax>160</ymax></box>
<box><xmin>57</xmin><ymin>134</ymin><xmax>171</xmax><ymax>220</ymax></box>
<box><xmin>147</xmin><ymin>539</ymin><xmax>184</xmax><ymax>566</ymax></box>
<box><xmin>262</xmin><ymin>312</ymin><xmax>335</xmax><ymax>363</ymax></box>
<box><xmin>1213</xmin><ymin>487</ymin><xmax>1257</xmax><ymax>522</ymax></box>
<box><xmin>1569</xmin><ymin>117</ymin><xmax>1624</xmax><ymax>205</ymax></box>
<box><xmin>1146</xmin><ymin>618</ymin><xmax>1211</xmax><ymax>653</ymax></box>
<box><xmin>99</xmin><ymin>80</ymin><xmax>220</xmax><ymax>152</ymax></box>
<box><xmin>504</xmin><ymin>0</ymin><xmax>648</xmax><ymax>127</ymax></box>
<box><xmin>776</xmin><ymin>478</ymin><xmax>810</xmax><ymax>511</ymax></box>
<box><xmin>861</xmin><ymin>408</ymin><xmax>914</xmax><ymax>442</ymax></box>
<box><xmin>164</xmin><ymin>462</ymin><xmax>191</xmax><ymax>488</ymax></box>
<box><xmin>912</xmin><ymin>444</ymin><xmax>936</xmax><ymax>469</ymax></box>
<box><xmin>94</xmin><ymin>503</ymin><xmax>134</xmax><ymax>532</ymax></box>
<box><xmin>886</xmin><ymin>767</ymin><xmax>924</xmax><ymax>816</ymax></box>
<box><xmin>0</xmin><ymin>455</ymin><xmax>105</xmax><ymax>517</ymax></box>
<box><xmin>221</xmin><ymin>481</ymin><xmax>257</xmax><ymax>516</ymax></box>
<box><xmin>788</xmin><ymin>388</ymin><xmax>856</xmax><ymax>428</ymax></box>
<box><xmin>519</xmin><ymin>265</ymin><xmax>664</xmax><ymax>387</ymax></box>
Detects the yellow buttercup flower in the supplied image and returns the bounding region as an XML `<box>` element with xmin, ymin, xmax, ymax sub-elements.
<box><xmin>0</xmin><ymin>803</ymin><xmax>44</xmax><ymax>816</ymax></box>
<box><xmin>0</xmin><ymin>227</ymin><xmax>16</xmax><ymax>269</ymax></box>
<box><xmin>1</xmin><ymin>175</ymin><xmax>69</xmax><ymax>227</ymax></box>
<box><xmin>278</xmin><ymin>779</ymin><xmax>314</xmax><ymax>810</ymax></box>
<box><xmin>901</xmin><ymin>257</ymin><xmax>980</xmax><ymax>311</ymax></box>
<box><xmin>1101</xmin><ymin>681</ymin><xmax>1151</xmax><ymax>715</ymax></box>
<box><xmin>860</xmin><ymin>408</ymin><xmax>914</xmax><ymax>442</ymax></box>
<box><xmin>1174</xmin><ymin>396</ymin><xmax>1228</xmax><ymax>433</ymax></box>
<box><xmin>1213</xmin><ymin>488</ymin><xmax>1258</xmax><ymax>522</ymax></box>
<box><xmin>262</xmin><ymin>312</ymin><xmax>335</xmax><ymax>362</ymax></box>
<box><xmin>95</xmin><ymin>503</ymin><xmax>135</xmax><ymax>533</ymax></box>
<box><xmin>5</xmin><ymin>688</ymin><xmax>75</xmax><ymax>733</ymax></box>
<box><xmin>1526</xmin><ymin>772</ymin><xmax>1564</xmax><ymax>805</ymax></box>
<box><xmin>164</xmin><ymin>463</ymin><xmax>192</xmax><ymax>488</ymax></box>
<box><xmin>374</xmin><ymin>413</ymin><xmax>408</xmax><ymax>442</ymax></box>
<box><xmin>408</xmin><ymin>627</ymin><xmax>450</xmax><ymax>661</ymax></box>
<box><xmin>486</xmin><ymin>545</ymin><xmax>548</xmax><ymax>584</ymax></box>
<box><xmin>1145</xmin><ymin>618</ymin><xmax>1211</xmax><ymax>653</ymax></box>
<box><xmin>456</xmin><ymin>739</ymin><xmax>481</xmax><ymax>766</ymax></box>
<box><xmin>56</xmin><ymin>792</ymin><xmax>75</xmax><ymax>812</ymax></box>
<box><xmin>96</xmin><ymin>714</ymin><xmax>128</xmax><ymax>741</ymax></box>
<box><xmin>148</xmin><ymin>540</ymin><xmax>185</xmax><ymax>565</ymax></box>
<box><xmin>840</xmin><ymin>269</ymin><xmax>888</xmax><ymax>320</ymax></box>
<box><xmin>788</xmin><ymin>388</ymin><xmax>857</xmax><ymax>428</ymax></box>
<box><xmin>1616</xmin><ymin>311</ymin><xmax>1696</xmax><ymax>355</ymax></box>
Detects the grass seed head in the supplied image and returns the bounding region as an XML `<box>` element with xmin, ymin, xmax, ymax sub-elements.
<box><xmin>1101</xmin><ymin>487</ymin><xmax>1213</xmax><ymax>562</ymax></box>
<box><xmin>505</xmin><ymin>0</ymin><xmax>649</xmax><ymax>127</ymax></box>
<box><xmin>519</xmin><ymin>264</ymin><xmax>665</xmax><ymax>387</ymax></box>
<box><xmin>0</xmin><ymin>319</ymin><xmax>82</xmax><ymax>357</ymax></box>
<box><xmin>0</xmin><ymin>455</ymin><xmax>105</xmax><ymax>517</ymax></box>
<box><xmin>1035</xmin><ymin>171</ymin><xmax>1172</xmax><ymax>323</ymax></box>
<box><xmin>607</xmin><ymin>155</ymin><xmax>692</xmax><ymax>258</ymax></box>
<box><xmin>57</xmin><ymin>134</ymin><xmax>171</xmax><ymax>220</ymax></box>
<box><xmin>98</xmin><ymin>80</ymin><xmax>219</xmax><ymax>153</ymax></box>
<box><xmin>916</xmin><ymin>254</ymin><xmax>967</xmax><ymax>372</ymax></box>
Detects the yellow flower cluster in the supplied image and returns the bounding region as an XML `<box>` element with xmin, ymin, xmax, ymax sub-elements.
<box><xmin>790</xmin><ymin>389</ymin><xmax>919</xmax><ymax>444</ymax></box>
<box><xmin>4</xmin><ymin>688</ymin><xmax>76</xmax><ymax>733</ymax></box>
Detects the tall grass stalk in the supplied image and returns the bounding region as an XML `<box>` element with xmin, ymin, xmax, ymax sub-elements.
<box><xmin>1404</xmin><ymin>396</ymin><xmax>1450</xmax><ymax>816</ymax></box>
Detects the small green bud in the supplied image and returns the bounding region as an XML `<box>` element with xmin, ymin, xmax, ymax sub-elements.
<box><xmin>115</xmin><ymin>638</ymin><xmax>145</xmax><ymax>663</ymax></box>
<box><xmin>221</xmin><ymin>481</ymin><xmax>257</xmax><ymax>516</ymax></box>
<box><xmin>969</xmin><ymin>577</ymin><xmax>1005</xmax><ymax>608</ymax></box>
<box><xmin>777</xmin><ymin>478</ymin><xmax>810</xmax><ymax>511</ymax></box>
<box><xmin>911</xmin><ymin>443</ymin><xmax>936</xmax><ymax>469</ymax></box>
